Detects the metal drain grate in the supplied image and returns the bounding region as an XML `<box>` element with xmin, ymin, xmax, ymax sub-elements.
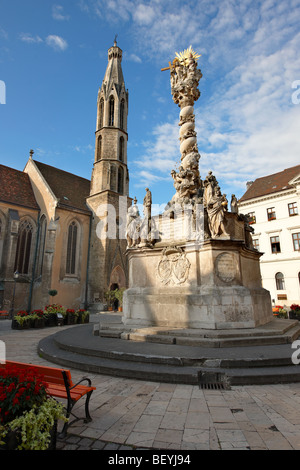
<box><xmin>198</xmin><ymin>371</ymin><xmax>231</xmax><ymax>390</ymax></box>
<box><xmin>199</xmin><ymin>382</ymin><xmax>226</xmax><ymax>390</ymax></box>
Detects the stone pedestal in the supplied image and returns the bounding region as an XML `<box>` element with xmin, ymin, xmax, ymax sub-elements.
<box><xmin>122</xmin><ymin>236</ymin><xmax>273</xmax><ymax>330</ymax></box>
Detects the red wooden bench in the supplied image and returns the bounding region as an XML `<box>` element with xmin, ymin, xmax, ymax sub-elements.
<box><xmin>1</xmin><ymin>360</ymin><xmax>96</xmax><ymax>437</ymax></box>
<box><xmin>0</xmin><ymin>311</ymin><xmax>9</xmax><ymax>319</ymax></box>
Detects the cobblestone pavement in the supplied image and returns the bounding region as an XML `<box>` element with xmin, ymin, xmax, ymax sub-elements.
<box><xmin>1</xmin><ymin>317</ymin><xmax>300</xmax><ymax>451</ymax></box>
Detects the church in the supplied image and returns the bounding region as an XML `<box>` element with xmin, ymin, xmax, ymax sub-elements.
<box><xmin>0</xmin><ymin>40</ymin><xmax>131</xmax><ymax>315</ymax></box>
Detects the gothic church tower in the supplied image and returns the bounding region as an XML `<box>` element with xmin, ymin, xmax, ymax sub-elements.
<box><xmin>87</xmin><ymin>40</ymin><xmax>131</xmax><ymax>307</ymax></box>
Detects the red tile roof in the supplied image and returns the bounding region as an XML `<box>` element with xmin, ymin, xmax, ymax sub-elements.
<box><xmin>33</xmin><ymin>160</ymin><xmax>91</xmax><ymax>214</ymax></box>
<box><xmin>239</xmin><ymin>165</ymin><xmax>300</xmax><ymax>202</ymax></box>
<box><xmin>0</xmin><ymin>164</ymin><xmax>39</xmax><ymax>210</ymax></box>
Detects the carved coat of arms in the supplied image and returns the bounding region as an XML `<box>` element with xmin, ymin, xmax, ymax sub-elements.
<box><xmin>157</xmin><ymin>246</ymin><xmax>190</xmax><ymax>285</ymax></box>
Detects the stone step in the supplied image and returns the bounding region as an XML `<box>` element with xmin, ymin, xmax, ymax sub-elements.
<box><xmin>98</xmin><ymin>320</ymin><xmax>300</xmax><ymax>348</ymax></box>
<box><xmin>38</xmin><ymin>335</ymin><xmax>200</xmax><ymax>384</ymax></box>
<box><xmin>38</xmin><ymin>325</ymin><xmax>300</xmax><ymax>386</ymax></box>
<box><xmin>54</xmin><ymin>331</ymin><xmax>298</xmax><ymax>369</ymax></box>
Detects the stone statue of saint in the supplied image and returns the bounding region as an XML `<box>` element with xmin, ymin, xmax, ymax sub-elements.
<box><xmin>171</xmin><ymin>166</ymin><xmax>199</xmax><ymax>203</ymax></box>
<box><xmin>239</xmin><ymin>213</ymin><xmax>255</xmax><ymax>250</ymax></box>
<box><xmin>231</xmin><ymin>194</ymin><xmax>238</xmax><ymax>213</ymax></box>
<box><xmin>126</xmin><ymin>197</ymin><xmax>141</xmax><ymax>247</ymax></box>
<box><xmin>203</xmin><ymin>172</ymin><xmax>228</xmax><ymax>238</ymax></box>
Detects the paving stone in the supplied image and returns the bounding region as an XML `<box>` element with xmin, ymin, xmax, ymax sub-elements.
<box><xmin>64</xmin><ymin>435</ymin><xmax>82</xmax><ymax>444</ymax></box>
<box><xmin>77</xmin><ymin>437</ymin><xmax>94</xmax><ymax>448</ymax></box>
<box><xmin>90</xmin><ymin>440</ymin><xmax>107</xmax><ymax>450</ymax></box>
<box><xmin>2</xmin><ymin>321</ymin><xmax>300</xmax><ymax>451</ymax></box>
<box><xmin>103</xmin><ymin>442</ymin><xmax>121</xmax><ymax>450</ymax></box>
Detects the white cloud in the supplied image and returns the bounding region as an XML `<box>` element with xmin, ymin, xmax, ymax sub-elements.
<box><xmin>78</xmin><ymin>0</ymin><xmax>90</xmax><ymax>12</ymax></box>
<box><xmin>20</xmin><ymin>33</ymin><xmax>43</xmax><ymax>43</ymax></box>
<box><xmin>52</xmin><ymin>5</ymin><xmax>70</xmax><ymax>21</ymax></box>
<box><xmin>133</xmin><ymin>4</ymin><xmax>156</xmax><ymax>25</ymax></box>
<box><xmin>82</xmin><ymin>0</ymin><xmax>300</xmax><ymax>197</ymax></box>
<box><xmin>0</xmin><ymin>27</ymin><xmax>8</xmax><ymax>40</ymax></box>
<box><xmin>72</xmin><ymin>144</ymin><xmax>94</xmax><ymax>153</ymax></box>
<box><xmin>134</xmin><ymin>1</ymin><xmax>300</xmax><ymax>196</ymax></box>
<box><xmin>127</xmin><ymin>53</ymin><xmax>142</xmax><ymax>63</ymax></box>
<box><xmin>46</xmin><ymin>35</ymin><xmax>68</xmax><ymax>51</ymax></box>
<box><xmin>93</xmin><ymin>0</ymin><xmax>133</xmax><ymax>22</ymax></box>
<box><xmin>134</xmin><ymin>121</ymin><xmax>180</xmax><ymax>175</ymax></box>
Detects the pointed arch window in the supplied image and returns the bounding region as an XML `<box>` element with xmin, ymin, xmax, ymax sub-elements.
<box><xmin>118</xmin><ymin>166</ymin><xmax>124</xmax><ymax>194</ymax></box>
<box><xmin>66</xmin><ymin>221</ymin><xmax>78</xmax><ymax>275</ymax></box>
<box><xmin>120</xmin><ymin>99</ymin><xmax>125</xmax><ymax>129</ymax></box>
<box><xmin>109</xmin><ymin>96</ymin><xmax>114</xmax><ymax>126</ymax></box>
<box><xmin>97</xmin><ymin>135</ymin><xmax>102</xmax><ymax>161</ymax></box>
<box><xmin>99</xmin><ymin>98</ymin><xmax>104</xmax><ymax>129</ymax></box>
<box><xmin>37</xmin><ymin>215</ymin><xmax>47</xmax><ymax>277</ymax></box>
<box><xmin>14</xmin><ymin>219</ymin><xmax>34</xmax><ymax>274</ymax></box>
<box><xmin>119</xmin><ymin>136</ymin><xmax>124</xmax><ymax>162</ymax></box>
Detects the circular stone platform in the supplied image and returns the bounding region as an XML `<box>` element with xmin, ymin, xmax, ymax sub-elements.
<box><xmin>98</xmin><ymin>316</ymin><xmax>300</xmax><ymax>348</ymax></box>
<box><xmin>38</xmin><ymin>315</ymin><xmax>300</xmax><ymax>387</ymax></box>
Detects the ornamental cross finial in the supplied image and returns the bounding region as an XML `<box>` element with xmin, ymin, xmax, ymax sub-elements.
<box><xmin>161</xmin><ymin>46</ymin><xmax>201</xmax><ymax>71</ymax></box>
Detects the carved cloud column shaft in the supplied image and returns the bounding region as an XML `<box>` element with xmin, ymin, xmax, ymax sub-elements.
<box><xmin>168</xmin><ymin>48</ymin><xmax>203</xmax><ymax>204</ymax></box>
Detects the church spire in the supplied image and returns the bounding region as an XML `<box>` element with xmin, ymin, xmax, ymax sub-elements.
<box><xmin>89</xmin><ymin>42</ymin><xmax>129</xmax><ymax>197</ymax></box>
<box><xmin>101</xmin><ymin>40</ymin><xmax>125</xmax><ymax>99</ymax></box>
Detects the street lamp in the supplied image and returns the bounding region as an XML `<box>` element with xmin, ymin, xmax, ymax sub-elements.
<box><xmin>9</xmin><ymin>271</ymin><xmax>19</xmax><ymax>319</ymax></box>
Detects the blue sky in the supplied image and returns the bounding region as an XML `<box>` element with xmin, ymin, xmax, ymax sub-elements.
<box><xmin>1</xmin><ymin>0</ymin><xmax>300</xmax><ymax>208</ymax></box>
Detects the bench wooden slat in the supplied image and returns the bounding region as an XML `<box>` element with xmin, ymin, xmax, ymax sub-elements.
<box><xmin>1</xmin><ymin>360</ymin><xmax>96</xmax><ymax>436</ymax></box>
<box><xmin>47</xmin><ymin>384</ymin><xmax>95</xmax><ymax>400</ymax></box>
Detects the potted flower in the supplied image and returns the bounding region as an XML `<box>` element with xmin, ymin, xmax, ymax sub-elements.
<box><xmin>114</xmin><ymin>288</ymin><xmax>126</xmax><ymax>312</ymax></box>
<box><xmin>0</xmin><ymin>363</ymin><xmax>67</xmax><ymax>450</ymax></box>
<box><xmin>11</xmin><ymin>311</ymin><xmax>30</xmax><ymax>330</ymax></box>
<box><xmin>30</xmin><ymin>309</ymin><xmax>45</xmax><ymax>328</ymax></box>
<box><xmin>278</xmin><ymin>307</ymin><xmax>287</xmax><ymax>319</ymax></box>
<box><xmin>44</xmin><ymin>304</ymin><xmax>66</xmax><ymax>326</ymax></box>
<box><xmin>272</xmin><ymin>306</ymin><xmax>279</xmax><ymax>315</ymax></box>
<box><xmin>66</xmin><ymin>308</ymin><xmax>78</xmax><ymax>325</ymax></box>
<box><xmin>289</xmin><ymin>304</ymin><xmax>300</xmax><ymax>320</ymax></box>
<box><xmin>76</xmin><ymin>309</ymin><xmax>90</xmax><ymax>324</ymax></box>
<box><xmin>104</xmin><ymin>290</ymin><xmax>115</xmax><ymax>311</ymax></box>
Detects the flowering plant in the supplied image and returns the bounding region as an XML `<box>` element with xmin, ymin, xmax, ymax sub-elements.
<box><xmin>290</xmin><ymin>304</ymin><xmax>300</xmax><ymax>311</ymax></box>
<box><xmin>6</xmin><ymin>398</ymin><xmax>66</xmax><ymax>450</ymax></box>
<box><xmin>0</xmin><ymin>364</ymin><xmax>67</xmax><ymax>450</ymax></box>
<box><xmin>16</xmin><ymin>310</ymin><xmax>29</xmax><ymax>317</ymax></box>
<box><xmin>0</xmin><ymin>364</ymin><xmax>47</xmax><ymax>425</ymax></box>
<box><xmin>13</xmin><ymin>311</ymin><xmax>30</xmax><ymax>326</ymax></box>
<box><xmin>44</xmin><ymin>304</ymin><xmax>66</xmax><ymax>315</ymax></box>
<box><xmin>31</xmin><ymin>309</ymin><xmax>44</xmax><ymax>317</ymax></box>
<box><xmin>13</xmin><ymin>310</ymin><xmax>46</xmax><ymax>327</ymax></box>
<box><xmin>76</xmin><ymin>309</ymin><xmax>90</xmax><ymax>323</ymax></box>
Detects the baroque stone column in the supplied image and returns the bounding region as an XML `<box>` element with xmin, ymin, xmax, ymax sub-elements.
<box><xmin>166</xmin><ymin>47</ymin><xmax>203</xmax><ymax>207</ymax></box>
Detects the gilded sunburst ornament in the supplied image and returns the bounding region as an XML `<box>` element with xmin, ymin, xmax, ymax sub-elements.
<box><xmin>175</xmin><ymin>46</ymin><xmax>201</xmax><ymax>66</ymax></box>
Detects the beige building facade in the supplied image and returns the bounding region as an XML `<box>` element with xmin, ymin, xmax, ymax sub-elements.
<box><xmin>238</xmin><ymin>165</ymin><xmax>300</xmax><ymax>308</ymax></box>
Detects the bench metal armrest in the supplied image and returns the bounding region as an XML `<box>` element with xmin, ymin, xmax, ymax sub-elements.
<box><xmin>69</xmin><ymin>376</ymin><xmax>92</xmax><ymax>390</ymax></box>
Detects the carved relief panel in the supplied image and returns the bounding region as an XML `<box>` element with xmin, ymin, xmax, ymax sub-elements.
<box><xmin>157</xmin><ymin>246</ymin><xmax>190</xmax><ymax>285</ymax></box>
